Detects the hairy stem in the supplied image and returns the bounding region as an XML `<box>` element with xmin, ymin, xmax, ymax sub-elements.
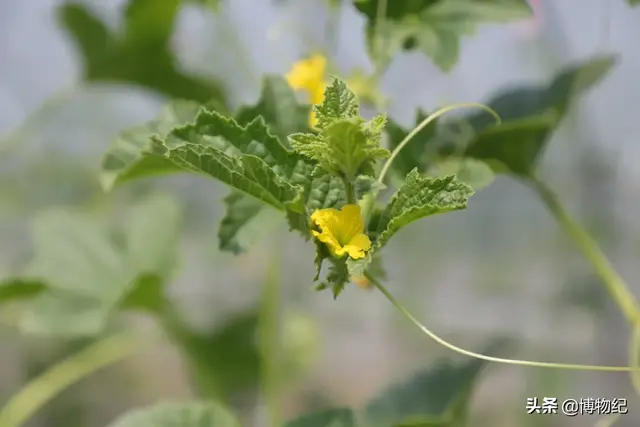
<box><xmin>364</xmin><ymin>272</ymin><xmax>640</xmax><ymax>372</ymax></box>
<box><xmin>529</xmin><ymin>177</ymin><xmax>639</xmax><ymax>325</ymax></box>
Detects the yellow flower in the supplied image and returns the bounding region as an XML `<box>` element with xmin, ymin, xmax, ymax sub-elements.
<box><xmin>311</xmin><ymin>204</ymin><xmax>371</xmax><ymax>260</ymax></box>
<box><xmin>285</xmin><ymin>54</ymin><xmax>328</xmax><ymax>127</ymax></box>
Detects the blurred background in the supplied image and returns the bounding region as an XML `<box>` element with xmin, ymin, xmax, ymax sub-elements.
<box><xmin>1</xmin><ymin>0</ymin><xmax>640</xmax><ymax>426</ymax></box>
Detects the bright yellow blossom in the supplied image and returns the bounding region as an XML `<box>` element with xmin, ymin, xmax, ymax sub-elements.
<box><xmin>311</xmin><ymin>204</ymin><xmax>371</xmax><ymax>260</ymax></box>
<box><xmin>285</xmin><ymin>54</ymin><xmax>328</xmax><ymax>127</ymax></box>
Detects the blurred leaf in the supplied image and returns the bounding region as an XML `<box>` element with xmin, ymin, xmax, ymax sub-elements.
<box><xmin>363</xmin><ymin>340</ymin><xmax>508</xmax><ymax>427</ymax></box>
<box><xmin>218</xmin><ymin>75</ymin><xmax>312</xmax><ymax>254</ymax></box>
<box><xmin>106</xmin><ymin>402</ymin><xmax>240</xmax><ymax>427</ymax></box>
<box><xmin>369</xmin><ymin>170</ymin><xmax>473</xmax><ymax>250</ymax></box>
<box><xmin>101</xmin><ymin>100</ymin><xmax>202</xmax><ymax>191</ymax></box>
<box><xmin>452</xmin><ymin>55</ymin><xmax>617</xmax><ymax>177</ymax></box>
<box><xmin>124</xmin><ymin>194</ymin><xmax>182</xmax><ymax>278</ymax></box>
<box><xmin>0</xmin><ymin>333</ymin><xmax>140</xmax><ymax>427</ymax></box>
<box><xmin>385</xmin><ymin>109</ymin><xmax>437</xmax><ymax>179</ymax></box>
<box><xmin>124</xmin><ymin>0</ymin><xmax>181</xmax><ymax>47</ymax></box>
<box><xmin>18</xmin><ymin>194</ymin><xmax>181</xmax><ymax>336</ymax></box>
<box><xmin>0</xmin><ymin>279</ymin><xmax>47</xmax><ymax>305</ymax></box>
<box><xmin>463</xmin><ymin>114</ymin><xmax>557</xmax><ymax>176</ymax></box>
<box><xmin>172</xmin><ymin>311</ymin><xmax>262</xmax><ymax>400</ymax></box>
<box><xmin>283</xmin><ymin>408</ymin><xmax>356</xmax><ymax>427</ymax></box>
<box><xmin>58</xmin><ymin>1</ymin><xmax>227</xmax><ymax>105</ymax></box>
<box><xmin>236</xmin><ymin>75</ymin><xmax>311</xmax><ymax>146</ymax></box>
<box><xmin>218</xmin><ymin>191</ymin><xmax>282</xmax><ymax>254</ymax></box>
<box><xmin>628</xmin><ymin>0</ymin><xmax>640</xmax><ymax>5</ymax></box>
<box><xmin>353</xmin><ymin>0</ymin><xmax>532</xmax><ymax>71</ymax></box>
<box><xmin>426</xmin><ymin>158</ymin><xmax>495</xmax><ymax>191</ymax></box>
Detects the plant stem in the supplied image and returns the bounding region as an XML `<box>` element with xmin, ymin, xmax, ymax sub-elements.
<box><xmin>529</xmin><ymin>177</ymin><xmax>639</xmax><ymax>325</ymax></box>
<box><xmin>363</xmin><ymin>271</ymin><xmax>640</xmax><ymax>372</ymax></box>
<box><xmin>259</xmin><ymin>254</ymin><xmax>283</xmax><ymax>427</ymax></box>
<box><xmin>0</xmin><ymin>333</ymin><xmax>140</xmax><ymax>427</ymax></box>
<box><xmin>342</xmin><ymin>175</ymin><xmax>355</xmax><ymax>204</ymax></box>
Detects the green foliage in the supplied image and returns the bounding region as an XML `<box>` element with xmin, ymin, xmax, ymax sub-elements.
<box><xmin>627</xmin><ymin>0</ymin><xmax>640</xmax><ymax>5</ymax></box>
<box><xmin>171</xmin><ymin>311</ymin><xmax>263</xmax><ymax>399</ymax></box>
<box><xmin>100</xmin><ymin>100</ymin><xmax>202</xmax><ymax>190</ymax></box>
<box><xmin>369</xmin><ymin>170</ymin><xmax>473</xmax><ymax>250</ymax></box>
<box><xmin>236</xmin><ymin>75</ymin><xmax>312</xmax><ymax>146</ymax></box>
<box><xmin>102</xmin><ymin>109</ymin><xmax>306</xmax><ymax>212</ymax></box>
<box><xmin>362</xmin><ymin>341</ymin><xmax>505</xmax><ymax>426</ymax></box>
<box><xmin>280</xmin><ymin>340</ymin><xmax>505</xmax><ymax>427</ymax></box>
<box><xmin>219</xmin><ymin>75</ymin><xmax>312</xmax><ymax>254</ymax></box>
<box><xmin>314</xmin><ymin>77</ymin><xmax>360</xmax><ymax>129</ymax></box>
<box><xmin>16</xmin><ymin>194</ymin><xmax>180</xmax><ymax>336</ymax></box>
<box><xmin>106</xmin><ymin>402</ymin><xmax>240</xmax><ymax>427</ymax></box>
<box><xmin>284</xmin><ymin>408</ymin><xmax>356</xmax><ymax>427</ymax></box>
<box><xmin>0</xmin><ymin>279</ymin><xmax>46</xmax><ymax>305</ymax></box>
<box><xmin>290</xmin><ymin>79</ymin><xmax>390</xmax><ymax>179</ymax></box>
<box><xmin>447</xmin><ymin>55</ymin><xmax>617</xmax><ymax>177</ymax></box>
<box><xmin>385</xmin><ymin>109</ymin><xmax>437</xmax><ymax>179</ymax></box>
<box><xmin>59</xmin><ymin>0</ymin><xmax>227</xmax><ymax>105</ymax></box>
<box><xmin>426</xmin><ymin>158</ymin><xmax>495</xmax><ymax>191</ymax></box>
<box><xmin>353</xmin><ymin>0</ymin><xmax>533</xmax><ymax>71</ymax></box>
<box><xmin>218</xmin><ymin>191</ymin><xmax>283</xmax><ymax>254</ymax></box>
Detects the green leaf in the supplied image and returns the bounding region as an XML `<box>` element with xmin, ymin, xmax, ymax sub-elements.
<box><xmin>58</xmin><ymin>1</ymin><xmax>227</xmax><ymax>105</ymax></box>
<box><xmin>385</xmin><ymin>109</ymin><xmax>437</xmax><ymax>179</ymax></box>
<box><xmin>314</xmin><ymin>76</ymin><xmax>360</xmax><ymax>129</ymax></box>
<box><xmin>290</xmin><ymin>116</ymin><xmax>390</xmax><ymax>179</ymax></box>
<box><xmin>284</xmin><ymin>408</ymin><xmax>356</xmax><ymax>427</ymax></box>
<box><xmin>363</xmin><ymin>340</ymin><xmax>508</xmax><ymax>427</ymax></box>
<box><xmin>371</xmin><ymin>170</ymin><xmax>473</xmax><ymax>249</ymax></box>
<box><xmin>102</xmin><ymin>109</ymin><xmax>305</xmax><ymax>213</ymax></box>
<box><xmin>323</xmin><ymin>259</ymin><xmax>350</xmax><ymax>299</ymax></box>
<box><xmin>463</xmin><ymin>114</ymin><xmax>557</xmax><ymax>176</ymax></box>
<box><xmin>106</xmin><ymin>402</ymin><xmax>240</xmax><ymax>427</ymax></box>
<box><xmin>176</xmin><ymin>312</ymin><xmax>263</xmax><ymax>399</ymax></box>
<box><xmin>18</xmin><ymin>194</ymin><xmax>182</xmax><ymax>336</ymax></box>
<box><xmin>427</xmin><ymin>158</ymin><xmax>495</xmax><ymax>191</ymax></box>
<box><xmin>354</xmin><ymin>0</ymin><xmax>532</xmax><ymax>71</ymax></box>
<box><xmin>100</xmin><ymin>100</ymin><xmax>202</xmax><ymax>191</ymax></box>
<box><xmin>0</xmin><ymin>279</ymin><xmax>47</xmax><ymax>305</ymax></box>
<box><xmin>450</xmin><ymin>55</ymin><xmax>617</xmax><ymax>177</ymax></box>
<box><xmin>218</xmin><ymin>191</ymin><xmax>283</xmax><ymax>254</ymax></box>
<box><xmin>217</xmin><ymin>75</ymin><xmax>313</xmax><ymax>253</ymax></box>
<box><xmin>236</xmin><ymin>75</ymin><xmax>311</xmax><ymax>146</ymax></box>
<box><xmin>628</xmin><ymin>0</ymin><xmax>640</xmax><ymax>5</ymax></box>
<box><xmin>124</xmin><ymin>0</ymin><xmax>181</xmax><ymax>47</ymax></box>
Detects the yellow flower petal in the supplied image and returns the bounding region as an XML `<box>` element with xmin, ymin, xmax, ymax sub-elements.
<box><xmin>285</xmin><ymin>54</ymin><xmax>328</xmax><ymax>128</ymax></box>
<box><xmin>285</xmin><ymin>54</ymin><xmax>327</xmax><ymax>91</ymax></box>
<box><xmin>311</xmin><ymin>204</ymin><xmax>371</xmax><ymax>259</ymax></box>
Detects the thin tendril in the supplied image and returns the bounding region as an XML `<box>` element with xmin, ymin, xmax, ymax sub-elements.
<box><xmin>364</xmin><ymin>272</ymin><xmax>640</xmax><ymax>372</ymax></box>
<box><xmin>377</xmin><ymin>103</ymin><xmax>501</xmax><ymax>185</ymax></box>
